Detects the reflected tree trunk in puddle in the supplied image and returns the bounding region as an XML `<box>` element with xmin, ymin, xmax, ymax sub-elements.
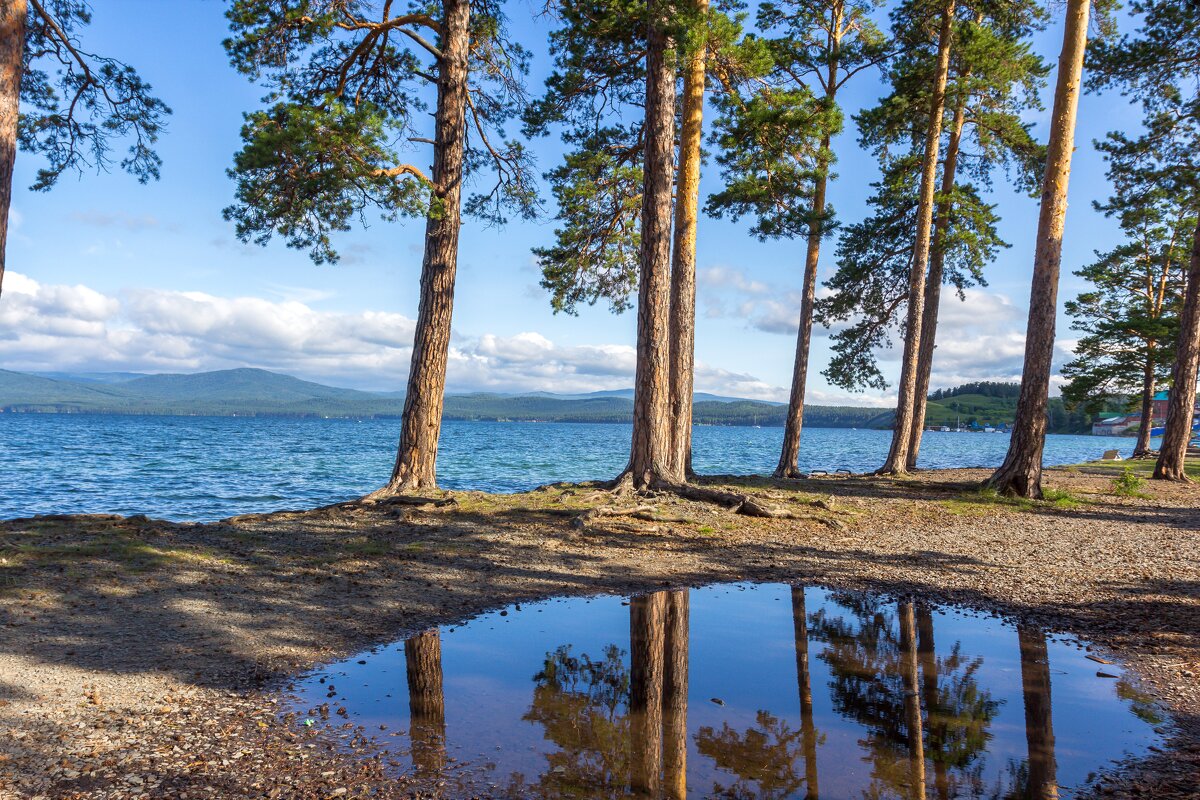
<box><xmin>630</xmin><ymin>592</ymin><xmax>667</xmax><ymax>796</ymax></box>
<box><xmin>662</xmin><ymin>590</ymin><xmax>689</xmax><ymax>800</ymax></box>
<box><xmin>916</xmin><ymin>605</ymin><xmax>949</xmax><ymax>800</ymax></box>
<box><xmin>899</xmin><ymin>601</ymin><xmax>927</xmax><ymax>800</ymax></box>
<box><xmin>791</xmin><ymin>587</ymin><xmax>820</xmax><ymax>800</ymax></box>
<box><xmin>1018</xmin><ymin>625</ymin><xmax>1058</xmax><ymax>800</ymax></box>
<box><xmin>405</xmin><ymin>629</ymin><xmax>447</xmax><ymax>776</ymax></box>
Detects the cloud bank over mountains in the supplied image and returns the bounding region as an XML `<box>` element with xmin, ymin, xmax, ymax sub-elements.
<box><xmin>0</xmin><ymin>272</ymin><xmax>788</xmax><ymax>398</ymax></box>
<box><xmin>0</xmin><ymin>270</ymin><xmax>1068</xmax><ymax>401</ymax></box>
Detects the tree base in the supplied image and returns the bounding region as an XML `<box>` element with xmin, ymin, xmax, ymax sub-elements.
<box><xmin>773</xmin><ymin>466</ymin><xmax>805</xmax><ymax>480</ymax></box>
<box><xmin>984</xmin><ymin>466</ymin><xmax>1042</xmax><ymax>499</ymax></box>
<box><xmin>1151</xmin><ymin>462</ymin><xmax>1192</xmax><ymax>482</ymax></box>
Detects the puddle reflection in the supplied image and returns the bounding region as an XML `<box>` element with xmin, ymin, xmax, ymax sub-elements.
<box><xmin>290</xmin><ymin>584</ymin><xmax>1161</xmax><ymax>799</ymax></box>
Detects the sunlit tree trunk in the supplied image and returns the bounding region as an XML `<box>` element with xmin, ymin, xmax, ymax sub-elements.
<box><xmin>630</xmin><ymin>592</ymin><xmax>666</xmax><ymax>796</ymax></box>
<box><xmin>405</xmin><ymin>629</ymin><xmax>447</xmax><ymax>776</ymax></box>
<box><xmin>908</xmin><ymin>95</ymin><xmax>969</xmax><ymax>470</ymax></box>
<box><xmin>662</xmin><ymin>590</ymin><xmax>689</xmax><ymax>800</ymax></box>
<box><xmin>777</xmin><ymin>24</ymin><xmax>845</xmax><ymax>479</ymax></box>
<box><xmin>629</xmin><ymin>0</ymin><xmax>681</xmax><ymax>489</ymax></box>
<box><xmin>916</xmin><ymin>606</ymin><xmax>949</xmax><ymax>800</ymax></box>
<box><xmin>668</xmin><ymin>0</ymin><xmax>706</xmax><ymax>480</ymax></box>
<box><xmin>988</xmin><ymin>0</ymin><xmax>1090</xmax><ymax>497</ymax></box>
<box><xmin>379</xmin><ymin>0</ymin><xmax>470</xmax><ymax>494</ymax></box>
<box><xmin>1135</xmin><ymin>356</ymin><xmax>1156</xmax><ymax>457</ymax></box>
<box><xmin>0</xmin><ymin>0</ymin><xmax>26</xmax><ymax>299</ymax></box>
<box><xmin>791</xmin><ymin>587</ymin><xmax>820</xmax><ymax>799</ymax></box>
<box><xmin>776</xmin><ymin>136</ymin><xmax>831</xmax><ymax>479</ymax></box>
<box><xmin>879</xmin><ymin>0</ymin><xmax>955</xmax><ymax>475</ymax></box>
<box><xmin>1154</xmin><ymin>224</ymin><xmax>1200</xmax><ymax>480</ymax></box>
<box><xmin>898</xmin><ymin>601</ymin><xmax>927</xmax><ymax>800</ymax></box>
<box><xmin>1018</xmin><ymin>625</ymin><xmax>1058</xmax><ymax>799</ymax></box>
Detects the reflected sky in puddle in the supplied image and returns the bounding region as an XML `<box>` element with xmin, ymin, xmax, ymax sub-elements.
<box><xmin>286</xmin><ymin>584</ymin><xmax>1163</xmax><ymax>798</ymax></box>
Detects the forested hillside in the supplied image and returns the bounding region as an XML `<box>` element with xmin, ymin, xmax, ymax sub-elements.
<box><xmin>0</xmin><ymin>370</ymin><xmax>1105</xmax><ymax>432</ymax></box>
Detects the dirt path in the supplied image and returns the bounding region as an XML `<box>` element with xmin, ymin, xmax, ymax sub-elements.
<box><xmin>0</xmin><ymin>467</ymin><xmax>1196</xmax><ymax>798</ymax></box>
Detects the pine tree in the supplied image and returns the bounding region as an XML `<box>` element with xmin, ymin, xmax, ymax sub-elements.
<box><xmin>527</xmin><ymin>0</ymin><xmax>755</xmax><ymax>488</ymax></box>
<box><xmin>706</xmin><ymin>0</ymin><xmax>887</xmax><ymax>479</ymax></box>
<box><xmin>876</xmin><ymin>0</ymin><xmax>956</xmax><ymax>475</ymax></box>
<box><xmin>1089</xmin><ymin>0</ymin><xmax>1200</xmax><ymax>481</ymax></box>
<box><xmin>1061</xmin><ymin>170</ymin><xmax>1192</xmax><ymax>456</ymax></box>
<box><xmin>0</xmin><ymin>0</ymin><xmax>169</xmax><ymax>297</ymax></box>
<box><xmin>987</xmin><ymin>0</ymin><xmax>1092</xmax><ymax>497</ymax></box>
<box><xmin>816</xmin><ymin>0</ymin><xmax>1047</xmax><ymax>471</ymax></box>
<box><xmin>224</xmin><ymin>0</ymin><xmax>537</xmax><ymax>494</ymax></box>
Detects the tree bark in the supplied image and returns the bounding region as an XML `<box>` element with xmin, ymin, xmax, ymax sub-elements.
<box><xmin>916</xmin><ymin>605</ymin><xmax>949</xmax><ymax>800</ymax></box>
<box><xmin>1154</xmin><ymin>222</ymin><xmax>1200</xmax><ymax>480</ymax></box>
<box><xmin>988</xmin><ymin>0</ymin><xmax>1089</xmax><ymax>498</ymax></box>
<box><xmin>662</xmin><ymin>589</ymin><xmax>689</xmax><ymax>800</ymax></box>
<box><xmin>908</xmin><ymin>95</ymin><xmax>968</xmax><ymax>470</ymax></box>
<box><xmin>629</xmin><ymin>592</ymin><xmax>667</xmax><ymax>796</ymax></box>
<box><xmin>377</xmin><ymin>0</ymin><xmax>469</xmax><ymax>494</ymax></box>
<box><xmin>629</xmin><ymin>0</ymin><xmax>681</xmax><ymax>489</ymax></box>
<box><xmin>776</xmin><ymin>139</ymin><xmax>830</xmax><ymax>479</ymax></box>
<box><xmin>1135</xmin><ymin>355</ymin><xmax>1156</xmax><ymax>457</ymax></box>
<box><xmin>898</xmin><ymin>601</ymin><xmax>927</xmax><ymax>800</ymax></box>
<box><xmin>878</xmin><ymin>0</ymin><xmax>955</xmax><ymax>475</ymax></box>
<box><xmin>0</xmin><ymin>0</ymin><xmax>26</xmax><ymax>299</ymax></box>
<box><xmin>791</xmin><ymin>587</ymin><xmax>820</xmax><ymax>800</ymax></box>
<box><xmin>405</xmin><ymin>629</ymin><xmax>447</xmax><ymax>776</ymax></box>
<box><xmin>668</xmin><ymin>0</ymin><xmax>706</xmax><ymax>481</ymax></box>
<box><xmin>1018</xmin><ymin>625</ymin><xmax>1058</xmax><ymax>800</ymax></box>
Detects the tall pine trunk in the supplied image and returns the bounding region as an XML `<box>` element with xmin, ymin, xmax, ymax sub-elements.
<box><xmin>908</xmin><ymin>95</ymin><xmax>968</xmax><ymax>470</ymax></box>
<box><xmin>791</xmin><ymin>587</ymin><xmax>820</xmax><ymax>799</ymax></box>
<box><xmin>878</xmin><ymin>0</ymin><xmax>955</xmax><ymax>475</ymax></box>
<box><xmin>662</xmin><ymin>590</ymin><xmax>689</xmax><ymax>800</ymax></box>
<box><xmin>1018</xmin><ymin>625</ymin><xmax>1058</xmax><ymax>799</ymax></box>
<box><xmin>898</xmin><ymin>601</ymin><xmax>927</xmax><ymax>799</ymax></box>
<box><xmin>1135</xmin><ymin>355</ymin><xmax>1156</xmax><ymax>457</ymax></box>
<box><xmin>668</xmin><ymin>0</ymin><xmax>707</xmax><ymax>480</ymax></box>
<box><xmin>776</xmin><ymin>135</ymin><xmax>831</xmax><ymax>479</ymax></box>
<box><xmin>777</xmin><ymin>35</ymin><xmax>843</xmax><ymax>479</ymax></box>
<box><xmin>917</xmin><ymin>605</ymin><xmax>950</xmax><ymax>800</ymax></box>
<box><xmin>405</xmin><ymin>630</ymin><xmax>447</xmax><ymax>776</ymax></box>
<box><xmin>0</xmin><ymin>0</ymin><xmax>26</xmax><ymax>299</ymax></box>
<box><xmin>630</xmin><ymin>0</ymin><xmax>680</xmax><ymax>489</ymax></box>
<box><xmin>1154</xmin><ymin>223</ymin><xmax>1200</xmax><ymax>480</ymax></box>
<box><xmin>988</xmin><ymin>0</ymin><xmax>1089</xmax><ymax>497</ymax></box>
<box><xmin>629</xmin><ymin>592</ymin><xmax>666</xmax><ymax>796</ymax></box>
<box><xmin>377</xmin><ymin>0</ymin><xmax>470</xmax><ymax>494</ymax></box>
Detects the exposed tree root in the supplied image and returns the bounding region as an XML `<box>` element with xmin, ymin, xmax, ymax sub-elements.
<box><xmin>570</xmin><ymin>504</ymin><xmax>692</xmax><ymax>531</ymax></box>
<box><xmin>358</xmin><ymin>489</ymin><xmax>458</xmax><ymax>508</ymax></box>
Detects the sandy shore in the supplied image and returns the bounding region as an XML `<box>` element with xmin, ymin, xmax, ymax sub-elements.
<box><xmin>0</xmin><ymin>467</ymin><xmax>1196</xmax><ymax>799</ymax></box>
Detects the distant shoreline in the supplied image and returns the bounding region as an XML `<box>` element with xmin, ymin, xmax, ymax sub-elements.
<box><xmin>0</xmin><ymin>408</ymin><xmax>1129</xmax><ymax>436</ymax></box>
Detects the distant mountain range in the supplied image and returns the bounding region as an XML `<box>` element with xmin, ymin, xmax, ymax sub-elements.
<box><xmin>0</xmin><ymin>367</ymin><xmax>885</xmax><ymax>428</ymax></box>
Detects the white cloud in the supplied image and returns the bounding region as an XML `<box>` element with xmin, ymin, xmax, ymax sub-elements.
<box><xmin>0</xmin><ymin>272</ymin><xmax>790</xmax><ymax>399</ymax></box>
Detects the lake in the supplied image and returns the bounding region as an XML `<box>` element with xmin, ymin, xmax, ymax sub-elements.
<box><xmin>287</xmin><ymin>583</ymin><xmax>1162</xmax><ymax>799</ymax></box>
<box><xmin>0</xmin><ymin>416</ymin><xmax>1141</xmax><ymax>521</ymax></box>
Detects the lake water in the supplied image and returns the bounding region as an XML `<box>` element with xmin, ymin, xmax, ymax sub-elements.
<box><xmin>287</xmin><ymin>583</ymin><xmax>1162</xmax><ymax>799</ymax></box>
<box><xmin>0</xmin><ymin>416</ymin><xmax>1141</xmax><ymax>521</ymax></box>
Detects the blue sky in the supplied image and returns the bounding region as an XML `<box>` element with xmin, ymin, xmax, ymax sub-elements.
<box><xmin>0</xmin><ymin>0</ymin><xmax>1145</xmax><ymax>404</ymax></box>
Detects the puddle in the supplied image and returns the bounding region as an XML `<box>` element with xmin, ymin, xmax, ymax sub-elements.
<box><xmin>286</xmin><ymin>584</ymin><xmax>1164</xmax><ymax>798</ymax></box>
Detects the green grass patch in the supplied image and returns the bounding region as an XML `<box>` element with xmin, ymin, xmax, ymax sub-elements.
<box><xmin>946</xmin><ymin>485</ymin><xmax>1087</xmax><ymax>513</ymax></box>
<box><xmin>0</xmin><ymin>529</ymin><xmax>230</xmax><ymax>573</ymax></box>
<box><xmin>1071</xmin><ymin>457</ymin><xmax>1200</xmax><ymax>479</ymax></box>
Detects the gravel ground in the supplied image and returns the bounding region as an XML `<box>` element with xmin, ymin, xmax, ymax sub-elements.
<box><xmin>0</xmin><ymin>467</ymin><xmax>1196</xmax><ymax>799</ymax></box>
